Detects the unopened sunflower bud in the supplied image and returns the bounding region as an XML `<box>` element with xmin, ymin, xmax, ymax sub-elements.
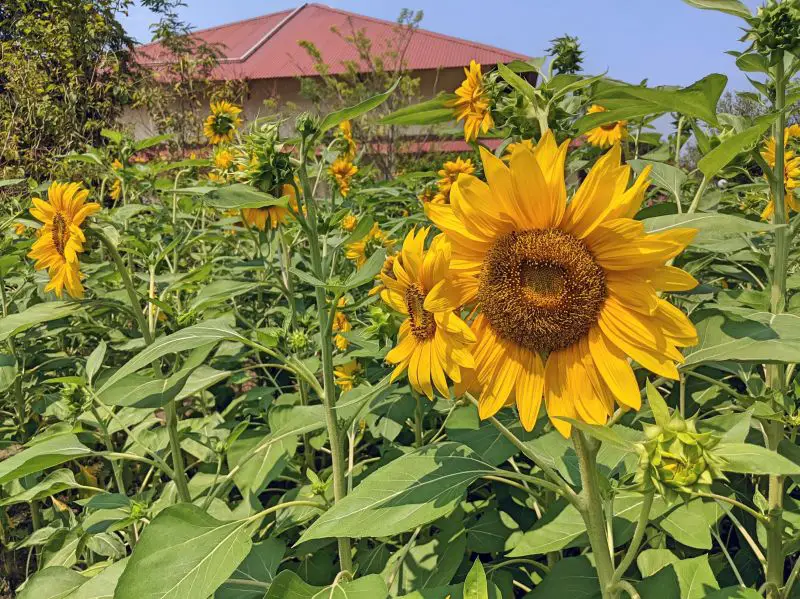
<box><xmin>749</xmin><ymin>0</ymin><xmax>800</xmax><ymax>60</ymax></box>
<box><xmin>288</xmin><ymin>330</ymin><xmax>309</xmax><ymax>351</ymax></box>
<box><xmin>296</xmin><ymin>112</ymin><xmax>320</xmax><ymax>138</ymax></box>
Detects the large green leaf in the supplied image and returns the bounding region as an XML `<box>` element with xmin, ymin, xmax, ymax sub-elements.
<box><xmin>0</xmin><ymin>435</ymin><xmax>92</xmax><ymax>485</ymax></box>
<box><xmin>0</xmin><ymin>302</ymin><xmax>82</xmax><ymax>343</ymax></box>
<box><xmin>685</xmin><ymin>310</ymin><xmax>800</xmax><ymax>365</ymax></box>
<box><xmin>215</xmin><ymin>539</ymin><xmax>284</xmax><ymax>599</ymax></box>
<box><xmin>0</xmin><ymin>469</ymin><xmax>93</xmax><ymax>507</ymax></box>
<box><xmin>636</xmin><ymin>553</ymin><xmax>719</xmax><ymax>599</ymax></box>
<box><xmin>463</xmin><ymin>559</ymin><xmax>488</xmax><ymax>599</ymax></box>
<box><xmin>697</xmin><ymin>114</ymin><xmax>775</xmax><ymax>178</ymax></box>
<box><xmin>716</xmin><ymin>442</ymin><xmax>800</xmax><ymax>475</ymax></box>
<box><xmin>63</xmin><ymin>558</ymin><xmax>127</xmax><ymax>599</ymax></box>
<box><xmin>659</xmin><ymin>499</ymin><xmax>713</xmax><ymax>549</ymax></box>
<box><xmin>380</xmin><ymin>94</ymin><xmax>456</xmax><ymax>126</ymax></box>
<box><xmin>630</xmin><ymin>159</ymin><xmax>687</xmax><ymax>200</ymax></box>
<box><xmin>682</xmin><ymin>0</ymin><xmax>752</xmax><ymax>19</ymax></box>
<box><xmin>642</xmin><ymin>212</ymin><xmax>778</xmax><ymax>251</ymax></box>
<box><xmin>204</xmin><ymin>184</ymin><xmax>288</xmax><ymax>210</ymax></box>
<box><xmin>114</xmin><ymin>504</ymin><xmax>252</xmax><ymax>599</ymax></box>
<box><xmin>17</xmin><ymin>567</ymin><xmax>87</xmax><ymax>599</ymax></box>
<box><xmin>319</xmin><ymin>79</ymin><xmax>400</xmax><ymax>134</ymax></box>
<box><xmin>97</xmin><ymin>320</ymin><xmax>247</xmax><ymax>393</ymax></box>
<box><xmin>188</xmin><ymin>280</ymin><xmax>261</xmax><ymax>313</ymax></box>
<box><xmin>300</xmin><ymin>443</ymin><xmax>494</xmax><ymax>541</ymax></box>
<box><xmin>527</xmin><ymin>557</ymin><xmax>600</xmax><ymax>598</ymax></box>
<box><xmin>264</xmin><ymin>571</ymin><xmax>388</xmax><ymax>599</ymax></box>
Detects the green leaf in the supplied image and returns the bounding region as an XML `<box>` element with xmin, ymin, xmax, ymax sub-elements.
<box><xmin>630</xmin><ymin>159</ymin><xmax>687</xmax><ymax>200</ymax></box>
<box><xmin>319</xmin><ymin>79</ymin><xmax>400</xmax><ymax>134</ymax></box>
<box><xmin>659</xmin><ymin>499</ymin><xmax>713</xmax><ymax>549</ymax></box>
<box><xmin>716</xmin><ymin>442</ymin><xmax>800</xmax><ymax>475</ymax></box>
<box><xmin>646</xmin><ymin>380</ymin><xmax>671</xmax><ymax>428</ymax></box>
<box><xmin>0</xmin><ymin>435</ymin><xmax>92</xmax><ymax>485</ymax></box>
<box><xmin>338</xmin><ymin>215</ymin><xmax>375</xmax><ymax>248</ymax></box>
<box><xmin>63</xmin><ymin>558</ymin><xmax>127</xmax><ymax>599</ymax></box>
<box><xmin>497</xmin><ymin>63</ymin><xmax>537</xmax><ymax>103</ymax></box>
<box><xmin>642</xmin><ymin>212</ymin><xmax>779</xmax><ymax>251</ymax></box>
<box><xmin>463</xmin><ymin>559</ymin><xmax>488</xmax><ymax>599</ymax></box>
<box><xmin>114</xmin><ymin>504</ymin><xmax>252</xmax><ymax>599</ymax></box>
<box><xmin>698</xmin><ymin>115</ymin><xmax>775</xmax><ymax>178</ymax></box>
<box><xmin>344</xmin><ymin>249</ymin><xmax>387</xmax><ymax>290</ymax></box>
<box><xmin>86</xmin><ymin>341</ymin><xmax>106</xmax><ymax>385</ymax></box>
<box><xmin>188</xmin><ymin>280</ymin><xmax>261</xmax><ymax>313</ymax></box>
<box><xmin>134</xmin><ymin>133</ymin><xmax>173</xmax><ymax>151</ymax></box>
<box><xmin>264</xmin><ymin>571</ymin><xmax>389</xmax><ymax>599</ymax></box>
<box><xmin>527</xmin><ymin>556</ymin><xmax>600</xmax><ymax>598</ymax></box>
<box><xmin>446</xmin><ymin>405</ymin><xmax>525</xmax><ymax>466</ymax></box>
<box><xmin>637</xmin><ymin>554</ymin><xmax>719</xmax><ymax>599</ymax></box>
<box><xmin>384</xmin><ymin>523</ymin><xmax>466</xmax><ymax>594</ymax></box>
<box><xmin>703</xmin><ymin>588</ymin><xmax>762</xmax><ymax>599</ymax></box>
<box><xmin>556</xmin><ymin>418</ymin><xmax>634</xmax><ymax>451</ymax></box>
<box><xmin>0</xmin><ymin>469</ymin><xmax>90</xmax><ymax>507</ymax></box>
<box><xmin>204</xmin><ymin>184</ymin><xmax>288</xmax><ymax>210</ymax></box>
<box><xmin>380</xmin><ymin>94</ymin><xmax>455</xmax><ymax>126</ymax></box>
<box><xmin>215</xmin><ymin>539</ymin><xmax>284</xmax><ymax>599</ymax></box>
<box><xmin>0</xmin><ymin>178</ymin><xmax>25</xmax><ymax>188</ymax></box>
<box><xmin>97</xmin><ymin>320</ymin><xmax>247</xmax><ymax>393</ymax></box>
<box><xmin>97</xmin><ymin>367</ymin><xmax>195</xmax><ymax>409</ymax></box>
<box><xmin>682</xmin><ymin>0</ymin><xmax>752</xmax><ymax>19</ymax></box>
<box><xmin>0</xmin><ymin>353</ymin><xmax>17</xmax><ymax>393</ymax></box>
<box><xmin>0</xmin><ymin>302</ymin><xmax>82</xmax><ymax>343</ymax></box>
<box><xmin>17</xmin><ymin>567</ymin><xmax>87</xmax><ymax>599</ymax></box>
<box><xmin>300</xmin><ymin>442</ymin><xmax>494</xmax><ymax>541</ymax></box>
<box><xmin>226</xmin><ymin>431</ymin><xmax>293</xmax><ymax>496</ymax></box>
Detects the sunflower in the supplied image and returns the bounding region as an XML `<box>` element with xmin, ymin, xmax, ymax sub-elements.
<box><xmin>241</xmin><ymin>184</ymin><xmax>298</xmax><ymax>231</ymax></box>
<box><xmin>338</xmin><ymin>120</ymin><xmax>357</xmax><ymax>159</ymax></box>
<box><xmin>203</xmin><ymin>101</ymin><xmax>243</xmax><ymax>145</ymax></box>
<box><xmin>214</xmin><ymin>147</ymin><xmax>235</xmax><ymax>169</ymax></box>
<box><xmin>334</xmin><ymin>360</ymin><xmax>361</xmax><ymax>392</ymax></box>
<box><xmin>345</xmin><ymin>223</ymin><xmax>394</xmax><ymax>266</ymax></box>
<box><xmin>332</xmin><ymin>297</ymin><xmax>352</xmax><ymax>351</ymax></box>
<box><xmin>28</xmin><ymin>182</ymin><xmax>101</xmax><ymax>299</ymax></box>
<box><xmin>433</xmin><ymin>157</ymin><xmax>475</xmax><ymax>204</ymax></box>
<box><xmin>13</xmin><ymin>223</ymin><xmax>26</xmax><ymax>236</ymax></box>
<box><xmin>760</xmin><ymin>135</ymin><xmax>800</xmax><ymax>220</ymax></box>
<box><xmin>329</xmin><ymin>158</ymin><xmax>358</xmax><ymax>197</ymax></box>
<box><xmin>111</xmin><ymin>159</ymin><xmax>123</xmax><ymax>171</ymax></box>
<box><xmin>503</xmin><ymin>139</ymin><xmax>535</xmax><ymax>163</ymax></box>
<box><xmin>585</xmin><ymin>105</ymin><xmax>628</xmax><ymax>149</ymax></box>
<box><xmin>448</xmin><ymin>60</ymin><xmax>494</xmax><ymax>142</ymax></box>
<box><xmin>109</xmin><ymin>178</ymin><xmax>122</xmax><ymax>201</ymax></box>
<box><xmin>425</xmin><ymin>133</ymin><xmax>698</xmax><ymax>435</ymax></box>
<box><xmin>380</xmin><ymin>228</ymin><xmax>476</xmax><ymax>399</ymax></box>
<box><xmin>341</xmin><ymin>212</ymin><xmax>358</xmax><ymax>232</ymax></box>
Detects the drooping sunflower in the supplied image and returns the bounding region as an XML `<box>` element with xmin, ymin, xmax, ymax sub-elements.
<box><xmin>425</xmin><ymin>133</ymin><xmax>698</xmax><ymax>435</ymax></box>
<box><xmin>585</xmin><ymin>105</ymin><xmax>628</xmax><ymax>149</ymax></box>
<box><xmin>338</xmin><ymin>120</ymin><xmax>357</xmax><ymax>159</ymax></box>
<box><xmin>203</xmin><ymin>101</ymin><xmax>243</xmax><ymax>145</ymax></box>
<box><xmin>380</xmin><ymin>228</ymin><xmax>476</xmax><ymax>399</ymax></box>
<box><xmin>241</xmin><ymin>183</ymin><xmax>297</xmax><ymax>231</ymax></box>
<box><xmin>448</xmin><ymin>60</ymin><xmax>494</xmax><ymax>142</ymax></box>
<box><xmin>329</xmin><ymin>158</ymin><xmax>358</xmax><ymax>197</ymax></box>
<box><xmin>28</xmin><ymin>182</ymin><xmax>101</xmax><ymax>299</ymax></box>
<box><xmin>332</xmin><ymin>297</ymin><xmax>352</xmax><ymax>351</ymax></box>
<box><xmin>109</xmin><ymin>178</ymin><xmax>122</xmax><ymax>201</ymax></box>
<box><xmin>760</xmin><ymin>134</ymin><xmax>800</xmax><ymax>220</ymax></box>
<box><xmin>433</xmin><ymin>157</ymin><xmax>475</xmax><ymax>204</ymax></box>
<box><xmin>334</xmin><ymin>360</ymin><xmax>361</xmax><ymax>392</ymax></box>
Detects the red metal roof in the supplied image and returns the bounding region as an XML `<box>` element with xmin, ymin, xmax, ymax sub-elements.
<box><xmin>135</xmin><ymin>3</ymin><xmax>528</xmax><ymax>81</ymax></box>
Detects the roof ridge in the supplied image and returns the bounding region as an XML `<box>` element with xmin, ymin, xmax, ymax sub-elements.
<box><xmin>303</xmin><ymin>3</ymin><xmax>527</xmax><ymax>60</ymax></box>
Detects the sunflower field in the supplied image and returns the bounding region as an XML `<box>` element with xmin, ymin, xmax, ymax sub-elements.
<box><xmin>2</xmin><ymin>1</ymin><xmax>800</xmax><ymax>598</ymax></box>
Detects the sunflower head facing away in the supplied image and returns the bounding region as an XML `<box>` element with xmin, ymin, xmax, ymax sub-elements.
<box><xmin>760</xmin><ymin>133</ymin><xmax>800</xmax><ymax>220</ymax></box>
<box><xmin>434</xmin><ymin>157</ymin><xmax>475</xmax><ymax>204</ymax></box>
<box><xmin>204</xmin><ymin>101</ymin><xmax>243</xmax><ymax>145</ymax></box>
<box><xmin>448</xmin><ymin>60</ymin><xmax>494</xmax><ymax>142</ymax></box>
<box><xmin>425</xmin><ymin>133</ymin><xmax>698</xmax><ymax>435</ymax></box>
<box><xmin>28</xmin><ymin>182</ymin><xmax>101</xmax><ymax>299</ymax></box>
<box><xmin>379</xmin><ymin>228</ymin><xmax>476</xmax><ymax>399</ymax></box>
<box><xmin>585</xmin><ymin>105</ymin><xmax>628</xmax><ymax>148</ymax></box>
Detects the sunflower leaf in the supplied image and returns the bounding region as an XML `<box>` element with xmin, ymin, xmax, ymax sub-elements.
<box><xmin>646</xmin><ymin>380</ymin><xmax>671</xmax><ymax>428</ymax></box>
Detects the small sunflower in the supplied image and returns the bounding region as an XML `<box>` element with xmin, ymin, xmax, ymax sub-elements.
<box><xmin>433</xmin><ymin>157</ymin><xmax>475</xmax><ymax>204</ymax></box>
<box><xmin>380</xmin><ymin>228</ymin><xmax>476</xmax><ymax>399</ymax></box>
<box><xmin>425</xmin><ymin>133</ymin><xmax>698</xmax><ymax>435</ymax></box>
<box><xmin>111</xmin><ymin>159</ymin><xmax>123</xmax><ymax>171</ymax></box>
<box><xmin>503</xmin><ymin>139</ymin><xmax>535</xmax><ymax>163</ymax></box>
<box><xmin>341</xmin><ymin>212</ymin><xmax>358</xmax><ymax>232</ymax></box>
<box><xmin>109</xmin><ymin>179</ymin><xmax>122</xmax><ymax>201</ymax></box>
<box><xmin>760</xmin><ymin>135</ymin><xmax>800</xmax><ymax>220</ymax></box>
<box><xmin>332</xmin><ymin>297</ymin><xmax>352</xmax><ymax>351</ymax></box>
<box><xmin>448</xmin><ymin>60</ymin><xmax>494</xmax><ymax>142</ymax></box>
<box><xmin>13</xmin><ymin>223</ymin><xmax>26</xmax><ymax>236</ymax></box>
<box><xmin>345</xmin><ymin>222</ymin><xmax>394</xmax><ymax>267</ymax></box>
<box><xmin>334</xmin><ymin>360</ymin><xmax>361</xmax><ymax>392</ymax></box>
<box><xmin>214</xmin><ymin>147</ymin><xmax>235</xmax><ymax>169</ymax></box>
<box><xmin>28</xmin><ymin>182</ymin><xmax>101</xmax><ymax>299</ymax></box>
<box><xmin>585</xmin><ymin>105</ymin><xmax>628</xmax><ymax>148</ymax></box>
<box><xmin>338</xmin><ymin>120</ymin><xmax>357</xmax><ymax>159</ymax></box>
<box><xmin>204</xmin><ymin>101</ymin><xmax>243</xmax><ymax>145</ymax></box>
<box><xmin>329</xmin><ymin>158</ymin><xmax>358</xmax><ymax>197</ymax></box>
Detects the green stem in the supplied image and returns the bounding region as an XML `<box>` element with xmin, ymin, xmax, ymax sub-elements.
<box><xmin>572</xmin><ymin>431</ymin><xmax>615</xmax><ymax>599</ymax></box>
<box><xmin>91</xmin><ymin>406</ymin><xmax>126</xmax><ymax>495</ymax></box>
<box><xmin>92</xmin><ymin>227</ymin><xmax>191</xmax><ymax>503</ymax></box>
<box><xmin>766</xmin><ymin>52</ymin><xmax>787</xmax><ymax>599</ymax></box>
<box><xmin>413</xmin><ymin>392</ymin><xmax>424</xmax><ymax>448</ymax></box>
<box><xmin>297</xmin><ymin>135</ymin><xmax>353</xmax><ymax>574</ymax></box>
<box><xmin>611</xmin><ymin>492</ymin><xmax>654</xmax><ymax>585</ymax></box>
<box><xmin>686</xmin><ymin>176</ymin><xmax>709</xmax><ymax>214</ymax></box>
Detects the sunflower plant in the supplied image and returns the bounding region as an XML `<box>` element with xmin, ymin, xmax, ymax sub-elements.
<box><xmin>4</xmin><ymin>4</ymin><xmax>800</xmax><ymax>599</ymax></box>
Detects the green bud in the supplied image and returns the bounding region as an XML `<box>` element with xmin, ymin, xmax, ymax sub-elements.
<box><xmin>288</xmin><ymin>330</ymin><xmax>309</xmax><ymax>351</ymax></box>
<box><xmin>296</xmin><ymin>112</ymin><xmax>320</xmax><ymax>138</ymax></box>
<box><xmin>748</xmin><ymin>0</ymin><xmax>800</xmax><ymax>61</ymax></box>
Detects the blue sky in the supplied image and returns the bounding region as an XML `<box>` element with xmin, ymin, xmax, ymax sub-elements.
<box><xmin>121</xmin><ymin>0</ymin><xmax>764</xmax><ymax>94</ymax></box>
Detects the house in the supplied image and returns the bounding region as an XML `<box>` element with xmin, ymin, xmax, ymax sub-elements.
<box><xmin>123</xmin><ymin>3</ymin><xmax>528</xmax><ymax>145</ymax></box>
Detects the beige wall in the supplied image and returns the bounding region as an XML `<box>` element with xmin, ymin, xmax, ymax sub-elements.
<box><xmin>119</xmin><ymin>67</ymin><xmax>466</xmax><ymax>141</ymax></box>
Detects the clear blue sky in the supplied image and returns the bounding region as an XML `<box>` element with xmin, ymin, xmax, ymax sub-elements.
<box><xmin>121</xmin><ymin>0</ymin><xmax>764</xmax><ymax>93</ymax></box>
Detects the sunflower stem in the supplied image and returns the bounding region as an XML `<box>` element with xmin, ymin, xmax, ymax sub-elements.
<box><xmin>572</xmin><ymin>430</ymin><xmax>615</xmax><ymax>599</ymax></box>
<box><xmin>765</xmin><ymin>52</ymin><xmax>787</xmax><ymax>599</ymax></box>
<box><xmin>298</xmin><ymin>133</ymin><xmax>353</xmax><ymax>574</ymax></box>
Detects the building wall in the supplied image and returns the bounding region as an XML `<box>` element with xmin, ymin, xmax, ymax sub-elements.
<box><xmin>119</xmin><ymin>67</ymin><xmax>466</xmax><ymax>141</ymax></box>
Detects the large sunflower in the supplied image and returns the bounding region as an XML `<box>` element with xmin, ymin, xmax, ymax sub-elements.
<box><xmin>203</xmin><ymin>101</ymin><xmax>243</xmax><ymax>145</ymax></box>
<box><xmin>380</xmin><ymin>228</ymin><xmax>476</xmax><ymax>399</ymax></box>
<box><xmin>585</xmin><ymin>105</ymin><xmax>628</xmax><ymax>149</ymax></box>
<box><xmin>448</xmin><ymin>60</ymin><xmax>494</xmax><ymax>142</ymax></box>
<box><xmin>425</xmin><ymin>133</ymin><xmax>698</xmax><ymax>435</ymax></box>
<box><xmin>28</xmin><ymin>182</ymin><xmax>101</xmax><ymax>299</ymax></box>
<box><xmin>760</xmin><ymin>134</ymin><xmax>800</xmax><ymax>220</ymax></box>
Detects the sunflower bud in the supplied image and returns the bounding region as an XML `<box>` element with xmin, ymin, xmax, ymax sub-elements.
<box><xmin>288</xmin><ymin>330</ymin><xmax>309</xmax><ymax>352</ymax></box>
<box><xmin>295</xmin><ymin>112</ymin><xmax>320</xmax><ymax>138</ymax></box>
<box><xmin>748</xmin><ymin>0</ymin><xmax>800</xmax><ymax>61</ymax></box>
<box><xmin>636</xmin><ymin>415</ymin><xmax>725</xmax><ymax>502</ymax></box>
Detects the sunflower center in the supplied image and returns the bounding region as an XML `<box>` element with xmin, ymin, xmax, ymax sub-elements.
<box><xmin>600</xmin><ymin>121</ymin><xmax>619</xmax><ymax>131</ymax></box>
<box><xmin>405</xmin><ymin>282</ymin><xmax>436</xmax><ymax>341</ymax></box>
<box><xmin>52</xmin><ymin>213</ymin><xmax>70</xmax><ymax>258</ymax></box>
<box><xmin>478</xmin><ymin>229</ymin><xmax>607</xmax><ymax>354</ymax></box>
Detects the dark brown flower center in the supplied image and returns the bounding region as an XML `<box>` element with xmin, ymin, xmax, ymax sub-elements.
<box><xmin>52</xmin><ymin>213</ymin><xmax>69</xmax><ymax>257</ymax></box>
<box><xmin>405</xmin><ymin>282</ymin><xmax>436</xmax><ymax>341</ymax></box>
<box><xmin>600</xmin><ymin>121</ymin><xmax>619</xmax><ymax>131</ymax></box>
<box><xmin>478</xmin><ymin>229</ymin><xmax>606</xmax><ymax>353</ymax></box>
